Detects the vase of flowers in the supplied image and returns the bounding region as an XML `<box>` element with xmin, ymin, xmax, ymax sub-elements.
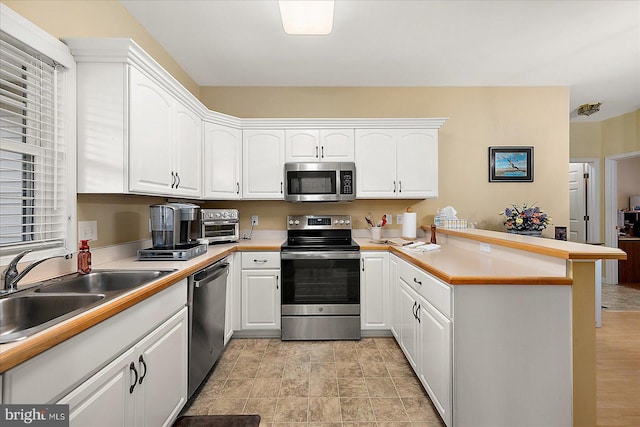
<box><xmin>499</xmin><ymin>202</ymin><xmax>551</xmax><ymax>236</ymax></box>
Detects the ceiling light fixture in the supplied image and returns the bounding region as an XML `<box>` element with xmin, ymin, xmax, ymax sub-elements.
<box><xmin>278</xmin><ymin>0</ymin><xmax>335</xmax><ymax>35</ymax></box>
<box><xmin>577</xmin><ymin>102</ymin><xmax>602</xmax><ymax>116</ymax></box>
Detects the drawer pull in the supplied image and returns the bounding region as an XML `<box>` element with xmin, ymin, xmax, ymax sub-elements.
<box><xmin>254</xmin><ymin>259</ymin><xmax>268</xmax><ymax>263</ymax></box>
<box><xmin>413</xmin><ymin>277</ymin><xmax>422</xmax><ymax>286</ymax></box>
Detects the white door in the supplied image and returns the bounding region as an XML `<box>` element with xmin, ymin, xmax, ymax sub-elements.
<box><xmin>242</xmin><ymin>270</ymin><xmax>281</xmax><ymax>329</ymax></box>
<box><xmin>569</xmin><ymin>163</ymin><xmax>587</xmax><ymax>242</ymax></box>
<box><xmin>398</xmin><ymin>281</ymin><xmax>418</xmax><ymax>370</ymax></box>
<box><xmin>174</xmin><ymin>102</ymin><xmax>202</xmax><ymax>198</ymax></box>
<box><xmin>135</xmin><ymin>308</ymin><xmax>188</xmax><ymax>427</ymax></box>
<box><xmin>243</xmin><ymin>130</ymin><xmax>285</xmax><ymax>199</ymax></box>
<box><xmin>397</xmin><ymin>129</ymin><xmax>438</xmax><ymax>198</ymax></box>
<box><xmin>58</xmin><ymin>347</ymin><xmax>136</xmax><ymax>427</ymax></box>
<box><xmin>203</xmin><ymin>123</ymin><xmax>242</xmax><ymax>199</ymax></box>
<box><xmin>417</xmin><ymin>298</ymin><xmax>452</xmax><ymax>427</ymax></box>
<box><xmin>320</xmin><ymin>129</ymin><xmax>354</xmax><ymax>162</ymax></box>
<box><xmin>355</xmin><ymin>129</ymin><xmax>397</xmax><ymax>198</ymax></box>
<box><xmin>360</xmin><ymin>252</ymin><xmax>389</xmax><ymax>330</ymax></box>
<box><xmin>285</xmin><ymin>129</ymin><xmax>320</xmax><ymax>162</ymax></box>
<box><xmin>129</xmin><ymin>68</ymin><xmax>174</xmax><ymax>194</ymax></box>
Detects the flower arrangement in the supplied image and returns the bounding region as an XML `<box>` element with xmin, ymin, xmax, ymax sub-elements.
<box><xmin>500</xmin><ymin>202</ymin><xmax>552</xmax><ymax>232</ymax></box>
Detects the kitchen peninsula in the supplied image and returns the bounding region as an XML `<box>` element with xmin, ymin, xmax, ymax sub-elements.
<box><xmin>0</xmin><ymin>228</ymin><xmax>625</xmax><ymax>427</ymax></box>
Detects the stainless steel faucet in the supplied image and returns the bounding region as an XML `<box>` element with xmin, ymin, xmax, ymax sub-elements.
<box><xmin>2</xmin><ymin>250</ymin><xmax>73</xmax><ymax>292</ymax></box>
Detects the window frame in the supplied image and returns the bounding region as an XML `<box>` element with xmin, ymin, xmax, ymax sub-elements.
<box><xmin>0</xmin><ymin>4</ymin><xmax>76</xmax><ymax>265</ymax></box>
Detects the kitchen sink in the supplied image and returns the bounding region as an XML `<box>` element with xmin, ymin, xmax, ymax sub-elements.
<box><xmin>0</xmin><ymin>269</ymin><xmax>176</xmax><ymax>344</ymax></box>
<box><xmin>0</xmin><ymin>294</ymin><xmax>105</xmax><ymax>344</ymax></box>
<box><xmin>34</xmin><ymin>270</ymin><xmax>174</xmax><ymax>294</ymax></box>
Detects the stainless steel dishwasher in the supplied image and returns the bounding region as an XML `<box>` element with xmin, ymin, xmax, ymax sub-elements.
<box><xmin>187</xmin><ymin>257</ymin><xmax>229</xmax><ymax>398</ymax></box>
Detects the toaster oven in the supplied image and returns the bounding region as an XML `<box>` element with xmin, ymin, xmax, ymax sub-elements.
<box><xmin>200</xmin><ymin>209</ymin><xmax>239</xmax><ymax>244</ymax></box>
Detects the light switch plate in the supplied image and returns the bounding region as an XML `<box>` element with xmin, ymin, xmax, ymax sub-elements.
<box><xmin>396</xmin><ymin>214</ymin><xmax>403</xmax><ymax>224</ymax></box>
<box><xmin>251</xmin><ymin>215</ymin><xmax>258</xmax><ymax>225</ymax></box>
<box><xmin>78</xmin><ymin>220</ymin><xmax>98</xmax><ymax>241</ymax></box>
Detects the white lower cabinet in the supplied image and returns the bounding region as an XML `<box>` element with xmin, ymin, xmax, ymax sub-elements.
<box><xmin>241</xmin><ymin>252</ymin><xmax>281</xmax><ymax>330</ymax></box>
<box><xmin>393</xmin><ymin>256</ymin><xmax>452</xmax><ymax>427</ymax></box>
<box><xmin>58</xmin><ymin>307</ymin><xmax>187</xmax><ymax>427</ymax></box>
<box><xmin>389</xmin><ymin>254</ymin><xmax>400</xmax><ymax>339</ymax></box>
<box><xmin>360</xmin><ymin>252</ymin><xmax>389</xmax><ymax>330</ymax></box>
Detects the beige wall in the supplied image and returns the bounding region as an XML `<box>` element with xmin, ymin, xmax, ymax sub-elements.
<box><xmin>202</xmin><ymin>86</ymin><xmax>570</xmax><ymax>237</ymax></box>
<box><xmin>3</xmin><ymin>1</ymin><xmax>572</xmax><ymax>246</ymax></box>
<box><xmin>1</xmin><ymin>0</ymin><xmax>199</xmax><ymax>97</ymax></box>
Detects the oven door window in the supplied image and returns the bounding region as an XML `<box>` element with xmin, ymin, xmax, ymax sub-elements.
<box><xmin>286</xmin><ymin>171</ymin><xmax>336</xmax><ymax>195</ymax></box>
<box><xmin>203</xmin><ymin>224</ymin><xmax>236</xmax><ymax>239</ymax></box>
<box><xmin>282</xmin><ymin>258</ymin><xmax>360</xmax><ymax>304</ymax></box>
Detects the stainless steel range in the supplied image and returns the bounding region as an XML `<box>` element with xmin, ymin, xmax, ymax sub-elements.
<box><xmin>280</xmin><ymin>215</ymin><xmax>361</xmax><ymax>340</ymax></box>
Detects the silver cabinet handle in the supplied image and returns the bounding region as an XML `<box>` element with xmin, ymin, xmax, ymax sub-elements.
<box><xmin>276</xmin><ymin>275</ymin><xmax>279</xmax><ymax>290</ymax></box>
<box><xmin>321</xmin><ymin>146</ymin><xmax>324</xmax><ymax>158</ymax></box>
<box><xmin>315</xmin><ymin>146</ymin><xmax>319</xmax><ymax>158</ymax></box>
<box><xmin>361</xmin><ymin>258</ymin><xmax>365</xmax><ymax>271</ymax></box>
<box><xmin>412</xmin><ymin>301</ymin><xmax>417</xmax><ymax>319</ymax></box>
<box><xmin>254</xmin><ymin>259</ymin><xmax>268</xmax><ymax>263</ymax></box>
<box><xmin>171</xmin><ymin>171</ymin><xmax>176</xmax><ymax>188</ymax></box>
<box><xmin>236</xmin><ymin>182</ymin><xmax>240</xmax><ymax>194</ymax></box>
<box><xmin>175</xmin><ymin>172</ymin><xmax>180</xmax><ymax>188</ymax></box>
<box><xmin>393</xmin><ymin>181</ymin><xmax>396</xmax><ymax>193</ymax></box>
<box><xmin>416</xmin><ymin>304</ymin><xmax>421</xmax><ymax>323</ymax></box>
<box><xmin>281</xmin><ymin>182</ymin><xmax>283</xmax><ymax>194</ymax></box>
<box><xmin>399</xmin><ymin>181</ymin><xmax>402</xmax><ymax>193</ymax></box>
<box><xmin>414</xmin><ymin>277</ymin><xmax>422</xmax><ymax>286</ymax></box>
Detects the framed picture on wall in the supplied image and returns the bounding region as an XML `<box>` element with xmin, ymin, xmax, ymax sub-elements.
<box><xmin>489</xmin><ymin>146</ymin><xmax>534</xmax><ymax>182</ymax></box>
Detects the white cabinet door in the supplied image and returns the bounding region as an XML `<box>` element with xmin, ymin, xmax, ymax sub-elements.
<box><xmin>243</xmin><ymin>130</ymin><xmax>285</xmax><ymax>199</ymax></box>
<box><xmin>135</xmin><ymin>307</ymin><xmax>188</xmax><ymax>427</ymax></box>
<box><xmin>241</xmin><ymin>270</ymin><xmax>281</xmax><ymax>330</ymax></box>
<box><xmin>389</xmin><ymin>254</ymin><xmax>400</xmax><ymax>339</ymax></box>
<box><xmin>173</xmin><ymin>102</ymin><xmax>202</xmax><ymax>198</ymax></box>
<box><xmin>355</xmin><ymin>129</ymin><xmax>397</xmax><ymax>198</ymax></box>
<box><xmin>320</xmin><ymin>129</ymin><xmax>354</xmax><ymax>162</ymax></box>
<box><xmin>417</xmin><ymin>298</ymin><xmax>452</xmax><ymax>427</ymax></box>
<box><xmin>58</xmin><ymin>347</ymin><xmax>136</xmax><ymax>427</ymax></box>
<box><xmin>224</xmin><ymin>253</ymin><xmax>236</xmax><ymax>345</ymax></box>
<box><xmin>361</xmin><ymin>251</ymin><xmax>389</xmax><ymax>330</ymax></box>
<box><xmin>129</xmin><ymin>67</ymin><xmax>174</xmax><ymax>195</ymax></box>
<box><xmin>396</xmin><ymin>129</ymin><xmax>438</xmax><ymax>198</ymax></box>
<box><xmin>203</xmin><ymin>122</ymin><xmax>242</xmax><ymax>199</ymax></box>
<box><xmin>285</xmin><ymin>129</ymin><xmax>320</xmax><ymax>162</ymax></box>
<box><xmin>398</xmin><ymin>281</ymin><xmax>419</xmax><ymax>371</ymax></box>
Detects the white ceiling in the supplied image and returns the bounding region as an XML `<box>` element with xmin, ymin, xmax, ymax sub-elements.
<box><xmin>120</xmin><ymin>0</ymin><xmax>640</xmax><ymax>122</ymax></box>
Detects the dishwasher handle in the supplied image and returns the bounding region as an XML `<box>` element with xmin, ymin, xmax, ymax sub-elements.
<box><xmin>193</xmin><ymin>260</ymin><xmax>229</xmax><ymax>287</ymax></box>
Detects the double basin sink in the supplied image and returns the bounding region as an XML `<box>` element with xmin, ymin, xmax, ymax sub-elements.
<box><xmin>0</xmin><ymin>270</ymin><xmax>175</xmax><ymax>344</ymax></box>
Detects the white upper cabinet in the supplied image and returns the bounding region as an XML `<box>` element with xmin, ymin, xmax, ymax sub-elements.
<box><xmin>243</xmin><ymin>130</ymin><xmax>285</xmax><ymax>199</ymax></box>
<box><xmin>355</xmin><ymin>129</ymin><xmax>438</xmax><ymax>199</ymax></box>
<box><xmin>129</xmin><ymin>69</ymin><xmax>202</xmax><ymax>197</ymax></box>
<box><xmin>285</xmin><ymin>129</ymin><xmax>354</xmax><ymax>162</ymax></box>
<box><xmin>203</xmin><ymin>122</ymin><xmax>242</xmax><ymax>199</ymax></box>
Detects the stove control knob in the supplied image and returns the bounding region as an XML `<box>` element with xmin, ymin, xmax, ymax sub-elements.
<box><xmin>214</xmin><ymin>213</ymin><xmax>221</xmax><ymax>218</ymax></box>
<box><xmin>288</xmin><ymin>220</ymin><xmax>293</xmax><ymax>225</ymax></box>
<box><xmin>294</xmin><ymin>220</ymin><xmax>300</xmax><ymax>225</ymax></box>
<box><xmin>222</xmin><ymin>212</ymin><xmax>229</xmax><ymax>218</ymax></box>
<box><xmin>334</xmin><ymin>220</ymin><xmax>339</xmax><ymax>224</ymax></box>
<box><xmin>345</xmin><ymin>219</ymin><xmax>351</xmax><ymax>225</ymax></box>
<box><xmin>339</xmin><ymin>220</ymin><xmax>345</xmax><ymax>224</ymax></box>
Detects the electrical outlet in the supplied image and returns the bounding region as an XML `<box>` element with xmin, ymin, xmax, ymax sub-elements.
<box><xmin>396</xmin><ymin>214</ymin><xmax>403</xmax><ymax>224</ymax></box>
<box><xmin>78</xmin><ymin>220</ymin><xmax>98</xmax><ymax>241</ymax></box>
<box><xmin>480</xmin><ymin>243</ymin><xmax>491</xmax><ymax>253</ymax></box>
<box><xmin>384</xmin><ymin>213</ymin><xmax>392</xmax><ymax>225</ymax></box>
<box><xmin>251</xmin><ymin>215</ymin><xmax>258</xmax><ymax>225</ymax></box>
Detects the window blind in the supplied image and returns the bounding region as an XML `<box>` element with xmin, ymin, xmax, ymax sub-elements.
<box><xmin>0</xmin><ymin>31</ymin><xmax>67</xmax><ymax>254</ymax></box>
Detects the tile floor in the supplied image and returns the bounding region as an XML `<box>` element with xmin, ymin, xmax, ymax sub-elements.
<box><xmin>183</xmin><ymin>337</ymin><xmax>445</xmax><ymax>427</ymax></box>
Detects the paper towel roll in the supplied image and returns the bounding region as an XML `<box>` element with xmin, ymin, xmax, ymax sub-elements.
<box><xmin>402</xmin><ymin>212</ymin><xmax>417</xmax><ymax>239</ymax></box>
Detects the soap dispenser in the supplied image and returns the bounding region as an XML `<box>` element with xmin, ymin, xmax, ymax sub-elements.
<box><xmin>78</xmin><ymin>240</ymin><xmax>92</xmax><ymax>274</ymax></box>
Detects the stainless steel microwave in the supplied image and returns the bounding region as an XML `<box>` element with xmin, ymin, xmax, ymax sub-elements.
<box><xmin>284</xmin><ymin>162</ymin><xmax>356</xmax><ymax>202</ymax></box>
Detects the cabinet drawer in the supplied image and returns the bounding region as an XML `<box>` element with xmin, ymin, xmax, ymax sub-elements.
<box><xmin>399</xmin><ymin>261</ymin><xmax>451</xmax><ymax>318</ymax></box>
<box><xmin>242</xmin><ymin>252</ymin><xmax>280</xmax><ymax>269</ymax></box>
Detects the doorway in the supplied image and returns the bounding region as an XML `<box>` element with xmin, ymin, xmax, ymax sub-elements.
<box><xmin>605</xmin><ymin>151</ymin><xmax>640</xmax><ymax>285</ymax></box>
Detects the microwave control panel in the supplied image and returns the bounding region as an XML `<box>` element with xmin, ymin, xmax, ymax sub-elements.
<box><xmin>340</xmin><ymin>170</ymin><xmax>354</xmax><ymax>195</ymax></box>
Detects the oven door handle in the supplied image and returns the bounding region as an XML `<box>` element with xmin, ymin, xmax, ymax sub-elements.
<box><xmin>281</xmin><ymin>251</ymin><xmax>361</xmax><ymax>260</ymax></box>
